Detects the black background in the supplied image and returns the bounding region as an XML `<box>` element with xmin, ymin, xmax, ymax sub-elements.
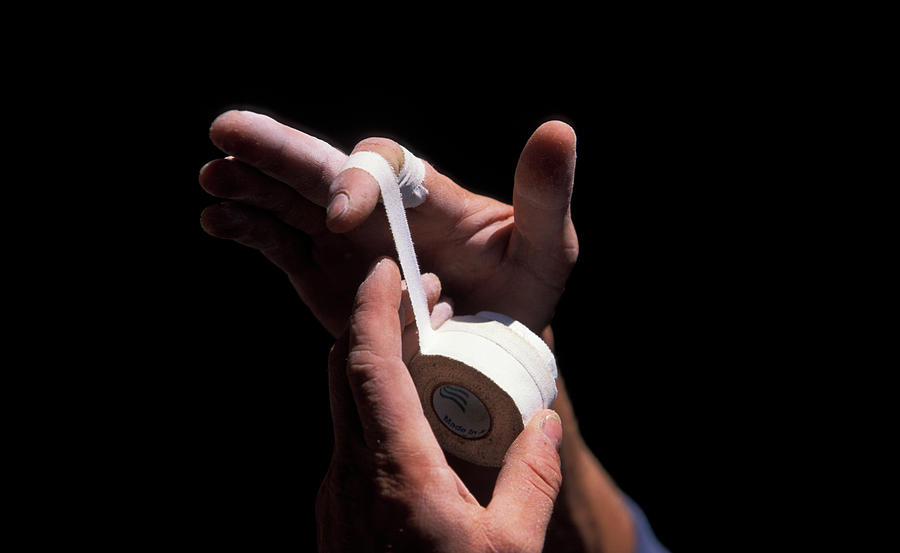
<box><xmin>190</xmin><ymin>58</ymin><xmax>778</xmax><ymax>551</ymax></box>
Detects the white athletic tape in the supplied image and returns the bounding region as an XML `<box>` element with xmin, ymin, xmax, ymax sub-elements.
<box><xmin>351</xmin><ymin>144</ymin><xmax>558</xmax><ymax>467</ymax></box>
<box><xmin>396</xmin><ymin>145</ymin><xmax>428</xmax><ymax>207</ymax></box>
<box><xmin>340</xmin><ymin>145</ymin><xmax>428</xmax><ymax>208</ymax></box>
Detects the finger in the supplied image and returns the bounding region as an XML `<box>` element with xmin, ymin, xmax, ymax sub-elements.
<box><xmin>510</xmin><ymin>120</ymin><xmax>579</xmax><ymax>265</ymax></box>
<box><xmin>208</xmin><ymin>110</ymin><xmax>347</xmax><ymax>206</ymax></box>
<box><xmin>327</xmin><ymin>332</ymin><xmax>364</xmax><ymax>453</ymax></box>
<box><xmin>200</xmin><ymin>202</ymin><xmax>312</xmax><ymax>277</ymax></box>
<box><xmin>347</xmin><ymin>259</ymin><xmax>443</xmax><ymax>459</ymax></box>
<box><xmin>327</xmin><ymin>137</ymin><xmax>466</xmax><ymax>233</ymax></box>
<box><xmin>487</xmin><ymin>409</ymin><xmax>563</xmax><ymax>545</ymax></box>
<box><xmin>430</xmin><ymin>296</ymin><xmax>454</xmax><ymax>329</ymax></box>
<box><xmin>399</xmin><ymin>273</ymin><xmax>444</xmax><ymax>364</ymax></box>
<box><xmin>200</xmin><ymin>157</ymin><xmax>326</xmax><ymax>236</ymax></box>
<box><xmin>503</xmin><ymin>122</ymin><xmax>579</xmax><ymax>331</ymax></box>
<box><xmin>398</xmin><ymin>273</ymin><xmax>442</xmax><ymax>328</ymax></box>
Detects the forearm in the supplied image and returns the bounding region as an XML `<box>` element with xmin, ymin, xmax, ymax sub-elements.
<box><xmin>544</xmin><ymin>375</ymin><xmax>636</xmax><ymax>553</ymax></box>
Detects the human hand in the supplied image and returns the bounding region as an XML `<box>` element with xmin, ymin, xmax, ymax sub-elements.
<box><xmin>316</xmin><ymin>258</ymin><xmax>563</xmax><ymax>553</ymax></box>
<box><xmin>200</xmin><ymin>110</ymin><xmax>577</xmax><ymax>336</ymax></box>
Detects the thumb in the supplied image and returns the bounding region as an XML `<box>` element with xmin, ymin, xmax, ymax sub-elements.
<box><xmin>487</xmin><ymin>410</ymin><xmax>563</xmax><ymax>546</ymax></box>
<box><xmin>507</xmin><ymin>122</ymin><xmax>579</xmax><ymax>330</ymax></box>
<box><xmin>511</xmin><ymin>121</ymin><xmax>578</xmax><ymax>258</ymax></box>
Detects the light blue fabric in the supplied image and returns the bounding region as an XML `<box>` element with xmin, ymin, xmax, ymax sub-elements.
<box><xmin>623</xmin><ymin>495</ymin><xmax>671</xmax><ymax>553</ymax></box>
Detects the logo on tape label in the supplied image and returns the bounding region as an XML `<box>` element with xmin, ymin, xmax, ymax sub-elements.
<box><xmin>432</xmin><ymin>384</ymin><xmax>491</xmax><ymax>439</ymax></box>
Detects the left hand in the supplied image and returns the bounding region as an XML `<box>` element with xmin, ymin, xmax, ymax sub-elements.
<box><xmin>200</xmin><ymin>110</ymin><xmax>578</xmax><ymax>335</ymax></box>
<box><xmin>316</xmin><ymin>258</ymin><xmax>564</xmax><ymax>553</ymax></box>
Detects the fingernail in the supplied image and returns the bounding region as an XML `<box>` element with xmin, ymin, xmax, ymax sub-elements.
<box><xmin>326</xmin><ymin>192</ymin><xmax>350</xmax><ymax>221</ymax></box>
<box><xmin>430</xmin><ymin>300</ymin><xmax>454</xmax><ymax>329</ymax></box>
<box><xmin>541</xmin><ymin>412</ymin><xmax>563</xmax><ymax>449</ymax></box>
<box><xmin>363</xmin><ymin>257</ymin><xmax>388</xmax><ymax>282</ymax></box>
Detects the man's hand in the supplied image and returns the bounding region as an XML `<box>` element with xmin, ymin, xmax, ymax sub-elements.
<box><xmin>316</xmin><ymin>258</ymin><xmax>563</xmax><ymax>553</ymax></box>
<box><xmin>199</xmin><ymin>110</ymin><xmax>578</xmax><ymax>335</ymax></box>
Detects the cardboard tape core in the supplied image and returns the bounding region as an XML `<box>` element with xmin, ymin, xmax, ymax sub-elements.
<box><xmin>410</xmin><ymin>311</ymin><xmax>556</xmax><ymax>465</ymax></box>
<box><xmin>349</xmin><ymin>144</ymin><xmax>558</xmax><ymax>467</ymax></box>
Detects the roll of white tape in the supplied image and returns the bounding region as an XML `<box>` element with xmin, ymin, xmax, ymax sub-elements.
<box><xmin>410</xmin><ymin>311</ymin><xmax>557</xmax><ymax>466</ymax></box>
<box><xmin>340</xmin><ymin>145</ymin><xmax>558</xmax><ymax>467</ymax></box>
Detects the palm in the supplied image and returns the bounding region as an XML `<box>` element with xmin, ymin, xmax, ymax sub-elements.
<box><xmin>201</xmin><ymin>110</ymin><xmax>577</xmax><ymax>336</ymax></box>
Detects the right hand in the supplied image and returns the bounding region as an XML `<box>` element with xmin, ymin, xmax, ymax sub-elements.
<box><xmin>317</xmin><ymin>258</ymin><xmax>564</xmax><ymax>553</ymax></box>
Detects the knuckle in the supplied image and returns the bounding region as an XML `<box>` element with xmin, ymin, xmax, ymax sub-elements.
<box><xmin>356</xmin><ymin>136</ymin><xmax>397</xmax><ymax>151</ymax></box>
<box><xmin>371</xmin><ymin>451</ymin><xmax>411</xmax><ymax>497</ymax></box>
<box><xmin>344</xmin><ymin>346</ymin><xmax>403</xmax><ymax>394</ymax></box>
<box><xmin>479</xmin><ymin>518</ymin><xmax>533</xmax><ymax>553</ymax></box>
<box><xmin>518</xmin><ymin>452</ymin><xmax>563</xmax><ymax>503</ymax></box>
<box><xmin>355</xmin><ymin>137</ymin><xmax>403</xmax><ymax>171</ymax></box>
<box><xmin>562</xmin><ymin>238</ymin><xmax>579</xmax><ymax>267</ymax></box>
<box><xmin>345</xmin><ymin>346</ymin><xmax>385</xmax><ymax>381</ymax></box>
<box><xmin>241</xmin><ymin>219</ymin><xmax>278</xmax><ymax>250</ymax></box>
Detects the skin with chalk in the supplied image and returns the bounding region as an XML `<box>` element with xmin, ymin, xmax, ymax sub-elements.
<box><xmin>200</xmin><ymin>110</ymin><xmax>644</xmax><ymax>552</ymax></box>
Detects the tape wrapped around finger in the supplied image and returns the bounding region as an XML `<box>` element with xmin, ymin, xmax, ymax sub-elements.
<box><xmin>341</xmin><ymin>145</ymin><xmax>429</xmax><ymax>208</ymax></box>
<box><xmin>341</xmin><ymin>145</ymin><xmax>557</xmax><ymax>467</ymax></box>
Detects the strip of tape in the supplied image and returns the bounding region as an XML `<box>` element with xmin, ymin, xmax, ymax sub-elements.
<box><xmin>340</xmin><ymin>146</ymin><xmax>428</xmax><ymax>208</ymax></box>
<box><xmin>341</xmin><ymin>143</ymin><xmax>557</xmax><ymax>466</ymax></box>
<box><xmin>364</xmin><ymin>147</ymin><xmax>435</xmax><ymax>346</ymax></box>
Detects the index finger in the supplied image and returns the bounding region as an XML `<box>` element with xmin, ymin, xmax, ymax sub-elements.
<box><xmin>346</xmin><ymin>259</ymin><xmax>444</xmax><ymax>460</ymax></box>
<box><xmin>208</xmin><ymin>110</ymin><xmax>347</xmax><ymax>206</ymax></box>
<box><xmin>327</xmin><ymin>136</ymin><xmax>468</xmax><ymax>233</ymax></box>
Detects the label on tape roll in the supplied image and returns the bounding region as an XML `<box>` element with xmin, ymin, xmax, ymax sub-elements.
<box><xmin>432</xmin><ymin>384</ymin><xmax>491</xmax><ymax>439</ymax></box>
